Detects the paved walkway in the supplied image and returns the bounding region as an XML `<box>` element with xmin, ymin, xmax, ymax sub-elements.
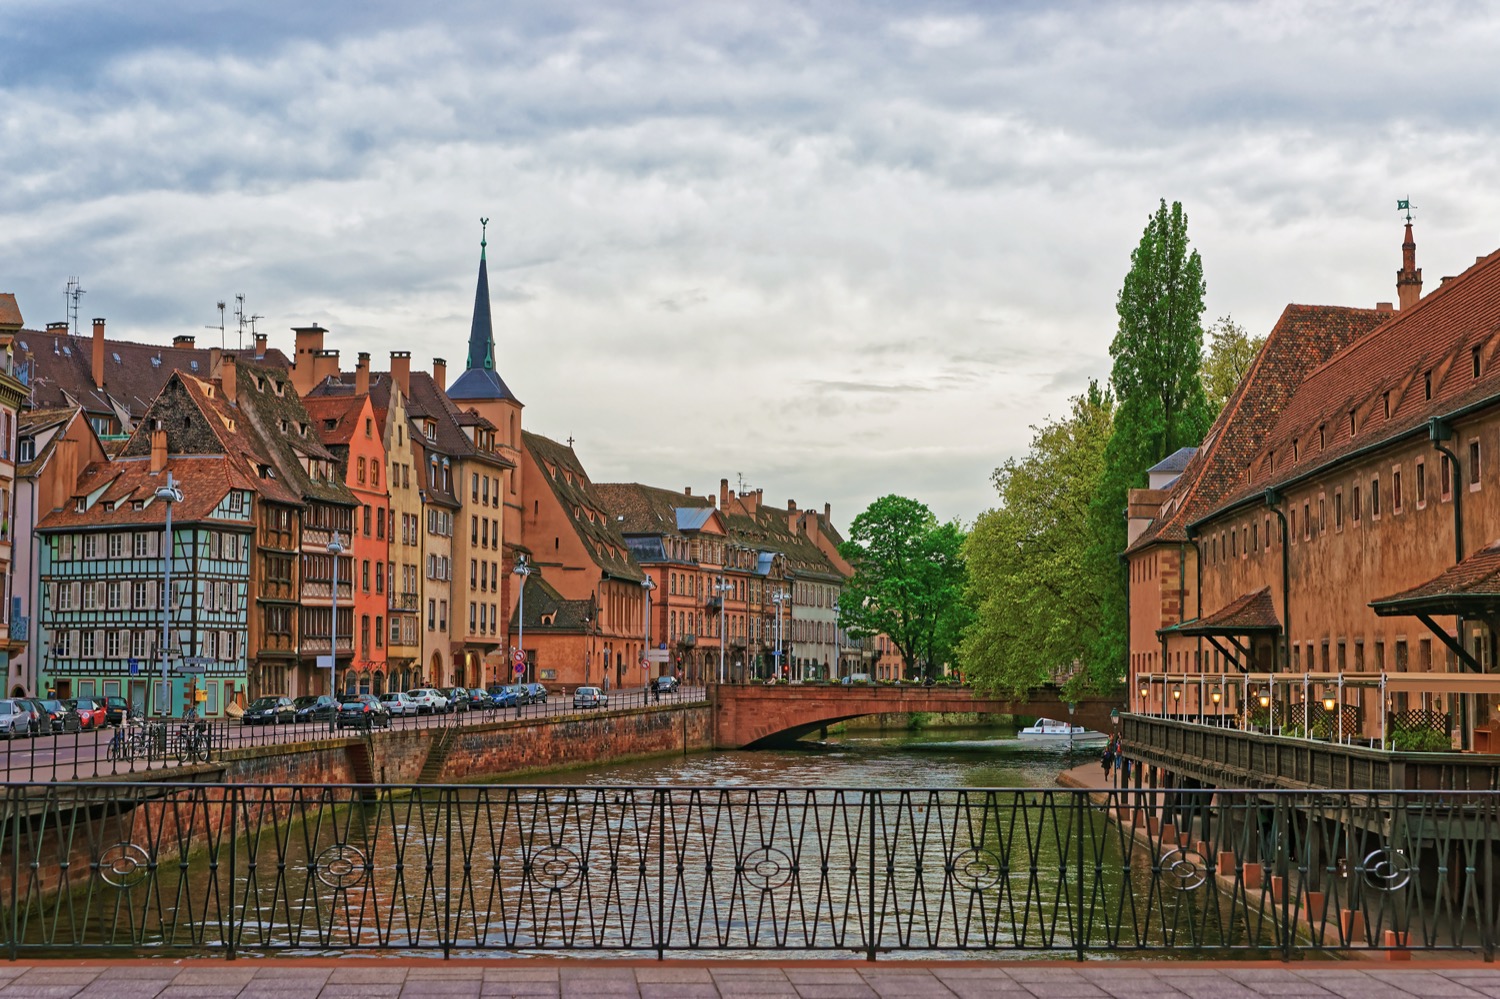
<box><xmin>0</xmin><ymin>961</ymin><xmax>1497</xmax><ymax>998</ymax></box>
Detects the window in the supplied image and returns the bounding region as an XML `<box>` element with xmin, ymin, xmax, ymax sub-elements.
<box><xmin>1318</xmin><ymin>497</ymin><xmax>1326</xmax><ymax>531</ymax></box>
<box><xmin>133</xmin><ymin>532</ymin><xmax>152</xmax><ymax>557</ymax></box>
<box><xmin>358</xmin><ymin>457</ymin><xmax>366</xmax><ymax>483</ymax></box>
<box><xmin>106</xmin><ymin>631</ymin><xmax>121</xmax><ymax>658</ymax></box>
<box><xmin>1416</xmin><ymin>460</ymin><xmax>1426</xmax><ymax>507</ymax></box>
<box><xmin>472</xmin><ymin>473</ymin><xmax>479</xmax><ymax>503</ymax></box>
<box><xmin>428</xmin><ymin>599</ymin><xmax>436</xmax><ymax>630</ymax></box>
<box><xmin>132</xmin><ymin>580</ymin><xmax>153</xmax><ymax>609</ymax></box>
<box><xmin>1302</xmin><ymin>501</ymin><xmax>1310</xmax><ymax>540</ymax></box>
<box><xmin>1334</xmin><ymin>489</ymin><xmax>1344</xmax><ymax>530</ymax></box>
<box><xmin>1353</xmin><ymin>484</ymin><xmax>1362</xmax><ymax>524</ymax></box>
<box><xmin>107</xmin><ymin>582</ymin><xmax>122</xmax><ymax>609</ymax></box>
<box><xmin>363</xmin><ymin>505</ymin><xmax>372</xmax><ymax>536</ymax></box>
<box><xmin>1348</xmin><ymin>410</ymin><xmax>1356</xmax><ymax>436</ymax></box>
<box><xmin>1442</xmin><ymin>454</ymin><xmax>1453</xmax><ymax>499</ymax></box>
<box><xmin>1383</xmin><ymin>391</ymin><xmax>1391</xmax><ymax>419</ymax></box>
<box><xmin>1425</xmin><ymin>370</ymin><xmax>1433</xmax><ymax>400</ymax></box>
<box><xmin>439</xmin><ymin>600</ymin><xmax>447</xmax><ymax>631</ymax></box>
<box><xmin>130</xmin><ymin>630</ymin><xmax>153</xmax><ymax>658</ymax></box>
<box><xmin>376</xmin><ymin>616</ymin><xmax>383</xmax><ymax>648</ymax></box>
<box><xmin>1474</xmin><ymin>344</ymin><xmax>1482</xmax><ymax>379</ymax></box>
<box><xmin>1470</xmin><ymin>440</ymin><xmax>1482</xmax><ymax>488</ymax></box>
<box><xmin>1371</xmin><ymin>476</ymin><xmax>1382</xmax><ymax>517</ymax></box>
<box><xmin>1393</xmin><ymin>468</ymin><xmax>1403</xmax><ymax>512</ymax></box>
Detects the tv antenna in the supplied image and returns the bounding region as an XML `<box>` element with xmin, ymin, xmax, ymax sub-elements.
<box><xmin>65</xmin><ymin>277</ymin><xmax>85</xmax><ymax>335</ymax></box>
<box><xmin>206</xmin><ymin>300</ymin><xmax>226</xmax><ymax>349</ymax></box>
<box><xmin>232</xmin><ymin>294</ymin><xmax>263</xmax><ymax>350</ymax></box>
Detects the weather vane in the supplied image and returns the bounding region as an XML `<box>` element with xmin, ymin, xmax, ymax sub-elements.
<box><xmin>480</xmin><ymin>217</ymin><xmax>489</xmax><ymax>249</ymax></box>
<box><xmin>1397</xmin><ymin>199</ymin><xmax>1416</xmax><ymax>224</ymax></box>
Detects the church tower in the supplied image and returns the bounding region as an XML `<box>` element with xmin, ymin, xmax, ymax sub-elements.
<box><xmin>1397</xmin><ymin>219</ymin><xmax>1423</xmax><ymax>311</ymax></box>
<box><xmin>447</xmin><ymin>220</ymin><xmax>525</xmax><ymax>456</ymax></box>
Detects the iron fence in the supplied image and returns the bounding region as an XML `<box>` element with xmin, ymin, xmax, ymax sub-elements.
<box><xmin>0</xmin><ymin>686</ymin><xmax>706</xmax><ymax>781</ymax></box>
<box><xmin>1</xmin><ymin>783</ymin><xmax>1495</xmax><ymax>960</ymax></box>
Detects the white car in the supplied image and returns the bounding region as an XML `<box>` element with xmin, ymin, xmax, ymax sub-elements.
<box><xmin>573</xmin><ymin>686</ymin><xmax>609</xmax><ymax>709</ymax></box>
<box><xmin>379</xmin><ymin>691</ymin><xmax>418</xmax><ymax>717</ymax></box>
<box><xmin>406</xmin><ymin>688</ymin><xmax>449</xmax><ymax>714</ymax></box>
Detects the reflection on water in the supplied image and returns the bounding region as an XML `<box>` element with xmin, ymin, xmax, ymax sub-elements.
<box><xmin>494</xmin><ymin>726</ymin><xmax>1095</xmax><ymax>792</ymax></box>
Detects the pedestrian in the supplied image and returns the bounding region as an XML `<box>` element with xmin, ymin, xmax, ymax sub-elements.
<box><xmin>1101</xmin><ymin>746</ymin><xmax>1114</xmax><ymax>779</ymax></box>
<box><xmin>651</xmin><ymin>682</ymin><xmax>660</xmax><ymax>704</ymax></box>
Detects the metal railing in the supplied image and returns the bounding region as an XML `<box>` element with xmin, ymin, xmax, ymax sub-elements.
<box><xmin>0</xmin><ymin>686</ymin><xmax>708</xmax><ymax>782</ymax></box>
<box><xmin>0</xmin><ymin>784</ymin><xmax>1494</xmax><ymax>960</ymax></box>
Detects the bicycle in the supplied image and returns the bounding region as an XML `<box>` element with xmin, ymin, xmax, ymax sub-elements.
<box><xmin>175</xmin><ymin>720</ymin><xmax>210</xmax><ymax>764</ymax></box>
<box><xmin>106</xmin><ymin>718</ymin><xmax>150</xmax><ymax>761</ymax></box>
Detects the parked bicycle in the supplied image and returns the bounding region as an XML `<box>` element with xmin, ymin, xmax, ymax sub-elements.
<box><xmin>106</xmin><ymin>717</ymin><xmax>150</xmax><ymax>761</ymax></box>
<box><xmin>174</xmin><ymin>720</ymin><xmax>210</xmax><ymax>764</ymax></box>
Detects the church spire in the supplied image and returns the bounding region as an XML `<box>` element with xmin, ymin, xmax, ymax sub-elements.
<box><xmin>467</xmin><ymin>217</ymin><xmax>495</xmax><ymax>372</ymax></box>
<box><xmin>1396</xmin><ymin>201</ymin><xmax>1422</xmax><ymax>311</ymax></box>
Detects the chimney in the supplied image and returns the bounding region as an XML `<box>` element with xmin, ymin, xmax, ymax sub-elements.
<box><xmin>1397</xmin><ymin>221</ymin><xmax>1422</xmax><ymax>310</ymax></box>
<box><xmin>824</xmin><ymin>502</ymin><xmax>831</xmax><ymax>521</ymax></box>
<box><xmin>253</xmin><ymin>332</ymin><xmax>267</xmax><ymax>358</ymax></box>
<box><xmin>684</xmin><ymin>486</ymin><xmax>692</xmax><ymax>497</ymax></box>
<box><xmin>720</xmin><ymin>478</ymin><xmax>730</xmax><ymax>509</ymax></box>
<box><xmin>432</xmin><ymin>357</ymin><xmax>446</xmax><ymax>391</ymax></box>
<box><xmin>150</xmin><ymin>428</ymin><xmax>168</xmax><ymax>474</ymax></box>
<box><xmin>1375</xmin><ymin>302</ymin><xmax>1394</xmax><ymax>313</ymax></box>
<box><xmin>312</xmin><ymin>348</ymin><xmax>340</xmax><ymax>388</ymax></box>
<box><xmin>355</xmin><ymin>352</ymin><xmax>370</xmax><ymax>396</ymax></box>
<box><xmin>290</xmin><ymin>324</ymin><xmax>327</xmax><ymax>394</ymax></box>
<box><xmin>91</xmin><ymin>318</ymin><xmax>106</xmax><ymax>390</ymax></box>
<box><xmin>220</xmin><ymin>352</ymin><xmax>238</xmax><ymax>403</ymax></box>
<box><xmin>390</xmin><ymin>350</ymin><xmax>411</xmax><ymax>395</ymax></box>
<box><xmin>173</xmin><ymin>334</ymin><xmax>196</xmax><ymax>349</ymax></box>
<box><xmin>787</xmin><ymin>499</ymin><xmax>797</xmax><ymax>512</ymax></box>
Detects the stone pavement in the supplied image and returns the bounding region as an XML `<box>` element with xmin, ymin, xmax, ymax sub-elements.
<box><xmin>0</xmin><ymin>961</ymin><xmax>1498</xmax><ymax>998</ymax></box>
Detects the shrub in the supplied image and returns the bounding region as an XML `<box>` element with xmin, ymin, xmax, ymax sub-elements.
<box><xmin>1387</xmin><ymin>728</ymin><xmax>1453</xmax><ymax>753</ymax></box>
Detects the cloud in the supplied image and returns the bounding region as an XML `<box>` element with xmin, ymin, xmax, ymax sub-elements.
<box><xmin>5</xmin><ymin>1</ymin><xmax>1500</xmax><ymax>527</ymax></box>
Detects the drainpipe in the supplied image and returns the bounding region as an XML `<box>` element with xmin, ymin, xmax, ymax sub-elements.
<box><xmin>1431</xmin><ymin>418</ymin><xmax>1472</xmax><ymax>739</ymax></box>
<box><xmin>1263</xmin><ymin>489</ymin><xmax>1291</xmax><ymax>672</ymax></box>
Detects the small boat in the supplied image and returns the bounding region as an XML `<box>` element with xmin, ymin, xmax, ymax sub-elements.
<box><xmin>1017</xmin><ymin>718</ymin><xmax>1108</xmax><ymax>745</ymax></box>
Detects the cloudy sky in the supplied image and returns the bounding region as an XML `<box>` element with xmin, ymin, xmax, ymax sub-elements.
<box><xmin>4</xmin><ymin>1</ymin><xmax>1499</xmax><ymax>529</ymax></box>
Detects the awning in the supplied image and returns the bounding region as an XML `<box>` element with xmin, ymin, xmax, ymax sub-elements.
<box><xmin>1159</xmin><ymin>587</ymin><xmax>1281</xmax><ymax>637</ymax></box>
<box><xmin>1370</xmin><ymin>540</ymin><xmax>1500</xmax><ymax>617</ymax></box>
<box><xmin>1140</xmin><ymin>671</ymin><xmax>1500</xmax><ymax>695</ymax></box>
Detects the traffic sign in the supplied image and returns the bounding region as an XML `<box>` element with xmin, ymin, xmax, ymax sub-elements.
<box><xmin>176</xmin><ymin>665</ymin><xmax>205</xmax><ymax>674</ymax></box>
<box><xmin>128</xmin><ymin>658</ymin><xmax>139</xmax><ymax>675</ymax></box>
<box><xmin>514</xmin><ymin>662</ymin><xmax>525</xmax><ymax>676</ymax></box>
<box><xmin>182</xmin><ymin>657</ymin><xmax>217</xmax><ymax>666</ymax></box>
<box><xmin>640</xmin><ymin>658</ymin><xmax>649</xmax><ymax>669</ymax></box>
<box><xmin>645</xmin><ymin>650</ymin><xmax>670</xmax><ymax>662</ymax></box>
<box><xmin>513</xmin><ymin>649</ymin><xmax>525</xmax><ymax>666</ymax></box>
<box><xmin>316</xmin><ymin>655</ymin><xmax>335</xmax><ymax>670</ymax></box>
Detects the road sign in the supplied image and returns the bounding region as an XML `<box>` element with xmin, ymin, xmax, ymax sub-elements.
<box><xmin>316</xmin><ymin>655</ymin><xmax>335</xmax><ymax>670</ymax></box>
<box><xmin>128</xmin><ymin>658</ymin><xmax>139</xmax><ymax>675</ymax></box>
<box><xmin>513</xmin><ymin>648</ymin><xmax>525</xmax><ymax>666</ymax></box>
<box><xmin>182</xmin><ymin>657</ymin><xmax>217</xmax><ymax>666</ymax></box>
<box><xmin>514</xmin><ymin>662</ymin><xmax>525</xmax><ymax>676</ymax></box>
<box><xmin>645</xmin><ymin>650</ymin><xmax>670</xmax><ymax>662</ymax></box>
<box><xmin>176</xmin><ymin>665</ymin><xmax>206</xmax><ymax>674</ymax></box>
<box><xmin>640</xmin><ymin>658</ymin><xmax>649</xmax><ymax>670</ymax></box>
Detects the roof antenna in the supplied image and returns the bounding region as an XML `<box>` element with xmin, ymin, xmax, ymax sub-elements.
<box><xmin>65</xmin><ymin>277</ymin><xmax>85</xmax><ymax>336</ymax></box>
<box><xmin>234</xmin><ymin>294</ymin><xmax>247</xmax><ymax>350</ymax></box>
<box><xmin>206</xmin><ymin>300</ymin><xmax>226</xmax><ymax>349</ymax></box>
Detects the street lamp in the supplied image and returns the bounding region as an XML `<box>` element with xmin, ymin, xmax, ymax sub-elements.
<box><xmin>714</xmin><ymin>575</ymin><xmax>731</xmax><ymax>684</ymax></box>
<box><xmin>154</xmin><ymin>472</ymin><xmax>182</xmax><ymax>718</ymax></box>
<box><xmin>641</xmin><ymin>576</ymin><xmax>656</xmax><ymax>683</ymax></box>
<box><xmin>832</xmin><ymin>600</ymin><xmax>841</xmax><ymax>679</ymax></box>
<box><xmin>327</xmin><ymin>531</ymin><xmax>345</xmax><ymax>731</ymax></box>
<box><xmin>771</xmin><ymin>588</ymin><xmax>788</xmax><ymax>681</ymax></box>
<box><xmin>513</xmin><ymin>555</ymin><xmax>530</xmax><ymax>685</ymax></box>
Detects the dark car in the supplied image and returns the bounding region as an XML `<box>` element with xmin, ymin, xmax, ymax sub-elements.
<box><xmin>67</xmin><ymin>697</ymin><xmax>107</xmax><ymax>729</ymax></box>
<box><xmin>445</xmin><ymin>687</ymin><xmax>471</xmax><ymax>713</ymax></box>
<box><xmin>521</xmin><ymin>683</ymin><xmax>549</xmax><ymax>705</ymax></box>
<box><xmin>466</xmin><ymin>687</ymin><xmax>491</xmax><ymax>711</ymax></box>
<box><xmin>336</xmin><ymin>695</ymin><xmax>390</xmax><ymax>730</ymax></box>
<box><xmin>243</xmin><ymin>696</ymin><xmax>296</xmax><ymax>725</ymax></box>
<box><xmin>293</xmin><ymin>695</ymin><xmax>338</xmax><ymax>723</ymax></box>
<box><xmin>38</xmin><ymin>698</ymin><xmax>82</xmax><ymax>734</ymax></box>
<box><xmin>654</xmin><ymin>676</ymin><xmax>681</xmax><ymax>693</ymax></box>
<box><xmin>102</xmin><ymin>695</ymin><xmax>130</xmax><ymax>726</ymax></box>
<box><xmin>486</xmin><ymin>684</ymin><xmax>517</xmax><ymax>709</ymax></box>
<box><xmin>16</xmin><ymin>698</ymin><xmax>47</xmax><ymax>736</ymax></box>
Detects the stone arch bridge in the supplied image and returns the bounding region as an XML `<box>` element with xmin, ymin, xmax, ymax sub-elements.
<box><xmin>712</xmin><ymin>683</ymin><xmax>1122</xmax><ymax>748</ymax></box>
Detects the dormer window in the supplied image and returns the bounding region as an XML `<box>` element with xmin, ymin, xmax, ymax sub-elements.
<box><xmin>1292</xmin><ymin>439</ymin><xmax>1299</xmax><ymax>462</ymax></box>
<box><xmin>424</xmin><ymin>420</ymin><xmax>437</xmax><ymax>441</ymax></box>
<box><xmin>1348</xmin><ymin>410</ymin><xmax>1356</xmax><ymax>436</ymax></box>
<box><xmin>1474</xmin><ymin>345</ymin><xmax>1483</xmax><ymax>378</ymax></box>
<box><xmin>74</xmin><ymin>498</ymin><xmax>85</xmax><ymax>513</ymax></box>
<box><xmin>1318</xmin><ymin>424</ymin><xmax>1325</xmax><ymax>449</ymax></box>
<box><xmin>1425</xmin><ymin>370</ymin><xmax>1433</xmax><ymax>400</ymax></box>
<box><xmin>1383</xmin><ymin>391</ymin><xmax>1391</xmax><ymax>418</ymax></box>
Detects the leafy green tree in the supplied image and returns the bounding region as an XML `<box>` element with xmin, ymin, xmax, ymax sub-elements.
<box><xmin>838</xmin><ymin>495</ymin><xmax>969</xmax><ymax>679</ymax></box>
<box><xmin>962</xmin><ymin>382</ymin><xmax>1114</xmax><ymax>695</ymax></box>
<box><xmin>1084</xmin><ymin>199</ymin><xmax>1213</xmax><ymax>690</ymax></box>
<box><xmin>1202</xmin><ymin>314</ymin><xmax>1264</xmax><ymax>412</ymax></box>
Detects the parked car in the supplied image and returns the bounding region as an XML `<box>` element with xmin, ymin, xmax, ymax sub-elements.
<box><xmin>102</xmin><ymin>695</ymin><xmax>130</xmax><ymax>727</ymax></box>
<box><xmin>465</xmin><ymin>687</ymin><xmax>491</xmax><ymax>711</ymax></box>
<box><xmin>522</xmin><ymin>683</ymin><xmax>549</xmax><ymax>705</ymax></box>
<box><xmin>16</xmin><ymin>698</ymin><xmax>47</xmax><ymax>736</ymax></box>
<box><xmin>500</xmin><ymin>684</ymin><xmax>526</xmax><ymax>706</ymax></box>
<box><xmin>444</xmin><ymin>687</ymin><xmax>471</xmax><ymax>712</ymax></box>
<box><xmin>406</xmin><ymin>688</ymin><xmax>449</xmax><ymax>714</ymax></box>
<box><xmin>242</xmin><ymin>696</ymin><xmax>296</xmax><ymax>725</ymax></box>
<box><xmin>487</xmin><ymin>685</ymin><xmax>518</xmax><ymax>709</ymax></box>
<box><xmin>38</xmin><ymin>698</ymin><xmax>82</xmax><ymax>733</ymax></box>
<box><xmin>654</xmin><ymin>676</ymin><xmax>681</xmax><ymax>693</ymax></box>
<box><xmin>293</xmin><ymin>694</ymin><xmax>338</xmax><ymax>723</ymax></box>
<box><xmin>67</xmin><ymin>697</ymin><xmax>107</xmax><ymax>729</ymax></box>
<box><xmin>572</xmin><ymin>686</ymin><xmax>608</xmax><ymax>709</ymax></box>
<box><xmin>0</xmin><ymin>698</ymin><xmax>31</xmax><ymax>739</ymax></box>
<box><xmin>336</xmin><ymin>695</ymin><xmax>391</xmax><ymax>730</ymax></box>
<box><xmin>379</xmin><ymin>691</ymin><xmax>418</xmax><ymax>717</ymax></box>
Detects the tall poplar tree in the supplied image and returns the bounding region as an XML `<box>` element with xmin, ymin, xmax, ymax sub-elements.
<box><xmin>1084</xmin><ymin>199</ymin><xmax>1212</xmax><ymax>689</ymax></box>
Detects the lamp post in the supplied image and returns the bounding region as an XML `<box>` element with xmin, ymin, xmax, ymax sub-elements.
<box><xmin>771</xmin><ymin>588</ymin><xmax>787</xmax><ymax>681</ymax></box>
<box><xmin>513</xmin><ymin>555</ymin><xmax>530</xmax><ymax>684</ymax></box>
<box><xmin>714</xmin><ymin>575</ymin><xmax>731</xmax><ymax>684</ymax></box>
<box><xmin>154</xmin><ymin>473</ymin><xmax>182</xmax><ymax>718</ymax></box>
<box><xmin>327</xmin><ymin>531</ymin><xmax>345</xmax><ymax>731</ymax></box>
<box><xmin>642</xmin><ymin>576</ymin><xmax>656</xmax><ymax>685</ymax></box>
<box><xmin>832</xmin><ymin>600</ymin><xmax>841</xmax><ymax>680</ymax></box>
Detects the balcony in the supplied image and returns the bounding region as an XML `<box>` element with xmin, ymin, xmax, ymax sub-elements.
<box><xmin>389</xmin><ymin>591</ymin><xmax>419</xmax><ymax>612</ymax></box>
<box><xmin>704</xmin><ymin>597</ymin><xmax>722</xmax><ymax>612</ymax></box>
<box><xmin>300</xmin><ymin>635</ymin><xmax>353</xmax><ymax>655</ymax></box>
<box><xmin>301</xmin><ymin>580</ymin><xmax>353</xmax><ymax>602</ymax></box>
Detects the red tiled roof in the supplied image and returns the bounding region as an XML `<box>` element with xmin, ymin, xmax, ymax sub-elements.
<box><xmin>1214</xmin><ymin>246</ymin><xmax>1500</xmax><ymax>515</ymax></box>
<box><xmin>1166</xmin><ymin>587</ymin><xmax>1281</xmax><ymax>635</ymax></box>
<box><xmin>1371</xmin><ymin>539</ymin><xmax>1500</xmax><ymax>612</ymax></box>
<box><xmin>0</xmin><ymin>294</ymin><xmax>21</xmax><ymax>328</ymax></box>
<box><xmin>302</xmin><ymin>395</ymin><xmax>366</xmax><ymax>446</ymax></box>
<box><xmin>1128</xmin><ymin>304</ymin><xmax>1389</xmax><ymax>553</ymax></box>
<box><xmin>37</xmin><ymin>454</ymin><xmax>255</xmax><ymax>531</ymax></box>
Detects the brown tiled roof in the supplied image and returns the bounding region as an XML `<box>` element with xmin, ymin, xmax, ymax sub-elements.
<box><xmin>0</xmin><ymin>294</ymin><xmax>21</xmax><ymax>328</ymax></box>
<box><xmin>1370</xmin><ymin>539</ymin><xmax>1500</xmax><ymax>614</ymax></box>
<box><xmin>21</xmin><ymin>328</ymin><xmax>290</xmax><ymax>423</ymax></box>
<box><xmin>1128</xmin><ymin>304</ymin><xmax>1389</xmax><ymax>553</ymax></box>
<box><xmin>594</xmin><ymin>482</ymin><xmax>711</xmax><ymax>536</ymax></box>
<box><xmin>302</xmin><ymin>395</ymin><xmax>366</xmax><ymax>446</ymax></box>
<box><xmin>17</xmin><ymin>405</ymin><xmax>93</xmax><ymax>477</ymax></box>
<box><xmin>524</xmin><ymin>431</ymin><xmax>643</xmax><ymax>582</ymax></box>
<box><xmin>1207</xmin><ymin>249</ymin><xmax>1500</xmax><ymax>518</ymax></box>
<box><xmin>1165</xmin><ymin>587</ymin><xmax>1280</xmax><ymax>635</ymax></box>
<box><xmin>229</xmin><ymin>362</ymin><xmax>355</xmax><ymax>507</ymax></box>
<box><xmin>511</xmin><ymin>573</ymin><xmax>595</xmax><ymax>632</ymax></box>
<box><xmin>405</xmin><ymin>372</ymin><xmax>510</xmax><ymax>469</ymax></box>
<box><xmin>37</xmin><ymin>453</ymin><xmax>255</xmax><ymax>531</ymax></box>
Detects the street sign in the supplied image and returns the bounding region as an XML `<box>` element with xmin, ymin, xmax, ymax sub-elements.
<box><xmin>316</xmin><ymin>655</ymin><xmax>335</xmax><ymax>670</ymax></box>
<box><xmin>176</xmin><ymin>665</ymin><xmax>205</xmax><ymax>674</ymax></box>
<box><xmin>128</xmin><ymin>658</ymin><xmax>139</xmax><ymax>675</ymax></box>
<box><xmin>640</xmin><ymin>658</ymin><xmax>649</xmax><ymax>670</ymax></box>
<box><xmin>182</xmin><ymin>657</ymin><xmax>217</xmax><ymax>666</ymax></box>
<box><xmin>514</xmin><ymin>662</ymin><xmax>525</xmax><ymax>676</ymax></box>
<box><xmin>645</xmin><ymin>650</ymin><xmax>670</xmax><ymax>662</ymax></box>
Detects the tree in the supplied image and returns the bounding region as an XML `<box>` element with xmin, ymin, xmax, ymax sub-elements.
<box><xmin>961</xmin><ymin>382</ymin><xmax>1114</xmax><ymax>695</ymax></box>
<box><xmin>838</xmin><ymin>495</ymin><xmax>969</xmax><ymax>679</ymax></box>
<box><xmin>1083</xmin><ymin>199</ymin><xmax>1213</xmax><ymax>691</ymax></box>
<box><xmin>1201</xmin><ymin>314</ymin><xmax>1264</xmax><ymax>412</ymax></box>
